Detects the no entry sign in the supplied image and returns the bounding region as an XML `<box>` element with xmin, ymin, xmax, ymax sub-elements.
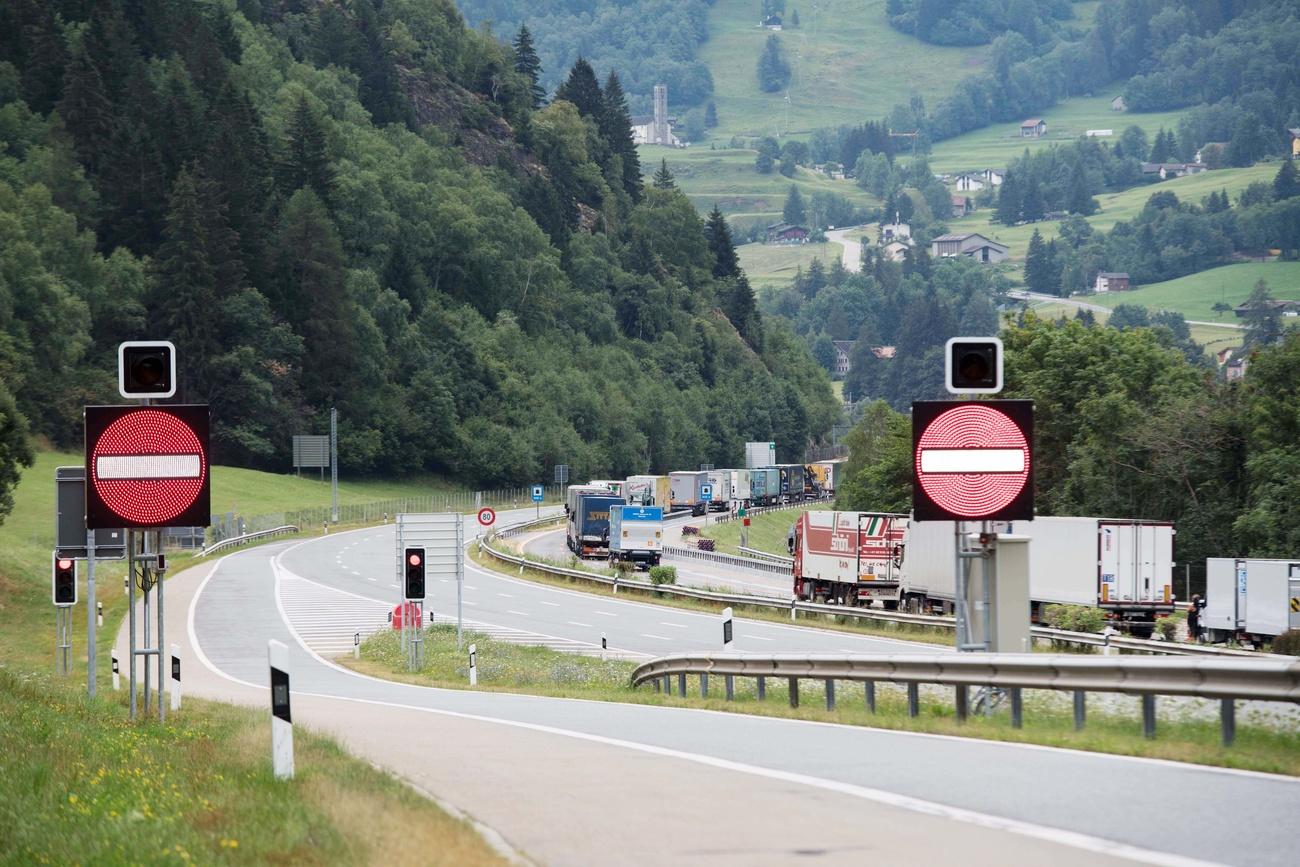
<box><xmin>85</xmin><ymin>405</ymin><xmax>211</xmax><ymax>529</ymax></box>
<box><xmin>912</xmin><ymin>400</ymin><xmax>1033</xmax><ymax>522</ymax></box>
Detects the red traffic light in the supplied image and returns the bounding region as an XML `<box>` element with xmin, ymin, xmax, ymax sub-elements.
<box><xmin>407</xmin><ymin>552</ymin><xmax>422</xmax><ymax>567</ymax></box>
<box><xmin>57</xmin><ymin>558</ymin><xmax>74</xmax><ymax>570</ymax></box>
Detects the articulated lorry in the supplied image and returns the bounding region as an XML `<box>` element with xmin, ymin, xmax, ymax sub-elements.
<box><xmin>566</xmin><ymin>490</ymin><xmax>625</xmax><ymax>558</ymax></box>
<box><xmin>608</xmin><ymin>504</ymin><xmax>664</xmax><ymax>568</ymax></box>
<box><xmin>669</xmin><ymin>471</ymin><xmax>710</xmax><ymax>516</ymax></box>
<box><xmin>625</xmin><ymin>474</ymin><xmax>670</xmax><ymax>508</ymax></box>
<box><xmin>772</xmin><ymin>464</ymin><xmax>806</xmax><ymax>503</ymax></box>
<box><xmin>706</xmin><ymin>470</ymin><xmax>734</xmax><ymax>512</ymax></box>
<box><xmin>806</xmin><ymin>460</ymin><xmax>844</xmax><ymax>497</ymax></box>
<box><xmin>792</xmin><ymin>511</ymin><xmax>908</xmax><ymax>606</ymax></box>
<box><xmin>1203</xmin><ymin>558</ymin><xmax>1300</xmax><ymax>645</ymax></box>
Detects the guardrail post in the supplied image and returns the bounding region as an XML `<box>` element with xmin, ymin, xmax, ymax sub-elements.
<box><xmin>907</xmin><ymin>683</ymin><xmax>919</xmax><ymax>718</ymax></box>
<box><xmin>788</xmin><ymin>677</ymin><xmax>799</xmax><ymax>708</ymax></box>
<box><xmin>1073</xmin><ymin>690</ymin><xmax>1087</xmax><ymax>730</ymax></box>
<box><xmin>725</xmin><ymin>674</ymin><xmax>734</xmax><ymax>701</ymax></box>
<box><xmin>864</xmin><ymin>680</ymin><xmax>876</xmax><ymax>713</ymax></box>
<box><xmin>700</xmin><ymin>673</ymin><xmax>709</xmax><ymax>698</ymax></box>
<box><xmin>678</xmin><ymin>673</ymin><xmax>686</xmax><ymax>698</ymax></box>
<box><xmin>653</xmin><ymin>678</ymin><xmax>661</xmax><ymax>693</ymax></box>
<box><xmin>663</xmin><ymin>674</ymin><xmax>671</xmax><ymax>694</ymax></box>
<box><xmin>1142</xmin><ymin>695</ymin><xmax>1157</xmax><ymax>739</ymax></box>
<box><xmin>756</xmin><ymin>676</ymin><xmax>766</xmax><ymax>700</ymax></box>
<box><xmin>1010</xmin><ymin>688</ymin><xmax>1023</xmax><ymax>728</ymax></box>
<box><xmin>825</xmin><ymin>678</ymin><xmax>835</xmax><ymax>711</ymax></box>
<box><xmin>1221</xmin><ymin>699</ymin><xmax>1235</xmax><ymax>747</ymax></box>
<box><xmin>955</xmin><ymin>685</ymin><xmax>968</xmax><ymax>723</ymax></box>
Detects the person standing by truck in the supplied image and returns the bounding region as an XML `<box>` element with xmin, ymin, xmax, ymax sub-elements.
<box><xmin>1187</xmin><ymin>593</ymin><xmax>1203</xmax><ymax>643</ymax></box>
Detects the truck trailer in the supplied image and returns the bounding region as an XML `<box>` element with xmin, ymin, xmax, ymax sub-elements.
<box><xmin>566</xmin><ymin>491</ymin><xmax>625</xmax><ymax>558</ymax></box>
<box><xmin>608</xmin><ymin>504</ymin><xmax>664</xmax><ymax>568</ymax></box>
<box><xmin>745</xmin><ymin>441</ymin><xmax>776</xmax><ymax>469</ymax></box>
<box><xmin>706</xmin><ymin>470</ymin><xmax>734</xmax><ymax>512</ymax></box>
<box><xmin>588</xmin><ymin>479</ymin><xmax>626</xmax><ymax>498</ymax></box>
<box><xmin>669</xmin><ymin>471</ymin><xmax>709</xmax><ymax>516</ymax></box>
<box><xmin>757</xmin><ymin>468</ymin><xmax>782</xmax><ymax>506</ymax></box>
<box><xmin>792</xmin><ymin>511</ymin><xmax>908</xmax><ymax>606</ymax></box>
<box><xmin>772</xmin><ymin>464</ymin><xmax>806</xmax><ymax>504</ymax></box>
<box><xmin>625</xmin><ymin>474</ymin><xmax>670</xmax><ymax>508</ymax></box>
<box><xmin>1203</xmin><ymin>558</ymin><xmax>1300</xmax><ymax>644</ymax></box>
<box><xmin>807</xmin><ymin>460</ymin><xmax>844</xmax><ymax>497</ymax></box>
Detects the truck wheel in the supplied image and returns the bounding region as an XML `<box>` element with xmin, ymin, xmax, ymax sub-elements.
<box><xmin>882</xmin><ymin>600</ymin><xmax>899</xmax><ymax>611</ymax></box>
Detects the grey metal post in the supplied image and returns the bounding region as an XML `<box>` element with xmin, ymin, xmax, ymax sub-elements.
<box><xmin>864</xmin><ymin>680</ymin><xmax>876</xmax><ymax>713</ymax></box>
<box><xmin>907</xmin><ymin>683</ymin><xmax>919</xmax><ymax>717</ymax></box>
<box><xmin>1221</xmin><ymin>699</ymin><xmax>1235</xmax><ymax>747</ymax></box>
<box><xmin>725</xmin><ymin>674</ymin><xmax>734</xmax><ymax>701</ymax></box>
<box><xmin>1142</xmin><ymin>695</ymin><xmax>1157</xmax><ymax>739</ymax></box>
<box><xmin>788</xmin><ymin>677</ymin><xmax>799</xmax><ymax>708</ymax></box>
<box><xmin>1010</xmin><ymin>687</ymin><xmax>1023</xmax><ymax>728</ymax></box>
<box><xmin>330</xmin><ymin>407</ymin><xmax>339</xmax><ymax>523</ymax></box>
<box><xmin>678</xmin><ymin>673</ymin><xmax>686</xmax><ymax>697</ymax></box>
<box><xmin>157</xmin><ymin>530</ymin><xmax>165</xmax><ymax>722</ymax></box>
<box><xmin>1185</xmin><ymin>562</ymin><xmax>1191</xmax><ymax>603</ymax></box>
<box><xmin>128</xmin><ymin>530</ymin><xmax>137</xmax><ymax>719</ymax></box>
<box><xmin>825</xmin><ymin>678</ymin><xmax>835</xmax><ymax>711</ymax></box>
<box><xmin>700</xmin><ymin>673</ymin><xmax>708</xmax><ymax>698</ymax></box>
<box><xmin>757</xmin><ymin>676</ymin><xmax>766</xmax><ymax>700</ymax></box>
<box><xmin>653</xmin><ymin>678</ymin><xmax>660</xmax><ymax>693</ymax></box>
<box><xmin>86</xmin><ymin>530</ymin><xmax>96</xmax><ymax>697</ymax></box>
<box><xmin>456</xmin><ymin>516</ymin><xmax>464</xmax><ymax>650</ymax></box>
<box><xmin>663</xmin><ymin>674</ymin><xmax>671</xmax><ymax>694</ymax></box>
<box><xmin>1073</xmin><ymin>690</ymin><xmax>1086</xmax><ymax>730</ymax></box>
<box><xmin>955</xmin><ymin>684</ymin><xmax>968</xmax><ymax>722</ymax></box>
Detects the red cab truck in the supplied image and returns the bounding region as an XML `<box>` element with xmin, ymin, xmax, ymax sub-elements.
<box><xmin>792</xmin><ymin>511</ymin><xmax>908</xmax><ymax>608</ymax></box>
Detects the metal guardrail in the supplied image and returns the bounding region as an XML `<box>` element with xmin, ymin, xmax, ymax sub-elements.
<box><xmin>479</xmin><ymin>520</ymin><xmax>1272</xmax><ymax>658</ymax></box>
<box><xmin>199</xmin><ymin>525</ymin><xmax>299</xmax><ymax>557</ymax></box>
<box><xmin>630</xmin><ymin>652</ymin><xmax>1300</xmax><ymax>744</ymax></box>
<box><xmin>738</xmin><ymin>546</ymin><xmax>794</xmax><ymax>565</ymax></box>
<box><xmin>662</xmin><ymin>544</ymin><xmax>790</xmax><ymax>575</ymax></box>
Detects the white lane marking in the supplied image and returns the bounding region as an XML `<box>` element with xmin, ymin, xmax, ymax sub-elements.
<box><xmin>567</xmin><ymin>621</ymin><xmax>593</xmax><ymax>628</ymax></box>
<box><xmin>507</xmin><ymin>610</ymin><xmax>530</xmax><ymax>617</ymax></box>
<box><xmin>538</xmin><ymin>601</ymin><xmax>560</xmax><ymax>607</ymax></box>
<box><xmin>463</xmin><ymin>600</ymin><xmax>478</xmax><ymax>606</ymax></box>
<box><xmin>594</xmin><ymin>611</ymin><xmax>617</xmax><ymax>617</ymax></box>
<box><xmin>367</xmin><ymin>577</ymin><xmax>376</xmax><ymax>582</ymax></box>
<box><xmin>496</xmin><ymin>593</ymin><xmax>514</xmax><ymax>598</ymax></box>
<box><xmin>465</xmin><ymin>585</ymin><xmax>478</xmax><ymax>590</ymax></box>
<box><xmin>640</xmin><ymin>634</ymin><xmax>672</xmax><ymax>641</ymax></box>
<box><xmin>660</xmin><ymin>622</ymin><xmax>688</xmax><ymax>629</ymax></box>
<box><xmin>747</xmin><ymin>636</ymin><xmax>773</xmax><ymax>641</ymax></box>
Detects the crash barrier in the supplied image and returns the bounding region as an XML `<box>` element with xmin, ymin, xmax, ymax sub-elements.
<box><xmin>199</xmin><ymin>525</ymin><xmax>299</xmax><ymax>558</ymax></box>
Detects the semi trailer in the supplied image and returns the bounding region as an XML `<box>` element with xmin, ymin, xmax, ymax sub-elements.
<box><xmin>1203</xmin><ymin>558</ymin><xmax>1300</xmax><ymax>645</ymax></box>
<box><xmin>807</xmin><ymin>460</ymin><xmax>844</xmax><ymax>497</ymax></box>
<box><xmin>566</xmin><ymin>491</ymin><xmax>625</xmax><ymax>558</ymax></box>
<box><xmin>772</xmin><ymin>464</ymin><xmax>806</xmax><ymax>503</ymax></box>
<box><xmin>792</xmin><ymin>511</ymin><xmax>908</xmax><ymax>606</ymax></box>
<box><xmin>705</xmin><ymin>470</ymin><xmax>734</xmax><ymax>512</ymax></box>
<box><xmin>625</xmin><ymin>474</ymin><xmax>670</xmax><ymax>508</ymax></box>
<box><xmin>669</xmin><ymin>471</ymin><xmax>710</xmax><ymax>516</ymax></box>
<box><xmin>608</xmin><ymin>504</ymin><xmax>664</xmax><ymax>568</ymax></box>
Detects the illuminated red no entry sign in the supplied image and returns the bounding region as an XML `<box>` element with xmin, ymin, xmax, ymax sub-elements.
<box><xmin>911</xmin><ymin>400</ymin><xmax>1033</xmax><ymax>522</ymax></box>
<box><xmin>85</xmin><ymin>405</ymin><xmax>211</xmax><ymax>529</ymax></box>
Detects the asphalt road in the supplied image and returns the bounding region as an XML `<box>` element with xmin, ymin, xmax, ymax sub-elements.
<box><xmin>162</xmin><ymin>511</ymin><xmax>1300</xmax><ymax>866</ymax></box>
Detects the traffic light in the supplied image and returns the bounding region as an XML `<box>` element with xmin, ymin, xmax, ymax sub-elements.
<box><xmin>118</xmin><ymin>341</ymin><xmax>176</xmax><ymax>398</ymax></box>
<box><xmin>945</xmin><ymin>337</ymin><xmax>1003</xmax><ymax>395</ymax></box>
<box><xmin>404</xmin><ymin>547</ymin><xmax>426</xmax><ymax>600</ymax></box>
<box><xmin>52</xmin><ymin>554</ymin><xmax>77</xmax><ymax>606</ymax></box>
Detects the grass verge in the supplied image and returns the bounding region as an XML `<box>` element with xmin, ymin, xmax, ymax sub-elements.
<box><xmin>347</xmin><ymin>624</ymin><xmax>1300</xmax><ymax>777</ymax></box>
<box><xmin>698</xmin><ymin>505</ymin><xmax>831</xmax><ymax>556</ymax></box>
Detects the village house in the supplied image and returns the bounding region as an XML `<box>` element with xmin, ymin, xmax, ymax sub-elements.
<box><xmin>930</xmin><ymin>232</ymin><xmax>1009</xmax><ymax>264</ymax></box>
<box><xmin>978</xmin><ymin>169</ymin><xmax>1004</xmax><ymax>186</ymax></box>
<box><xmin>954</xmin><ymin>173</ymin><xmax>985</xmax><ymax>192</ymax></box>
<box><xmin>1094</xmin><ymin>272</ymin><xmax>1131</xmax><ymax>292</ymax></box>
<box><xmin>765</xmin><ymin>221</ymin><xmax>809</xmax><ymax>244</ymax></box>
<box><xmin>951</xmin><ymin>195</ymin><xmax>974</xmax><ymax>218</ymax></box>
<box><xmin>1225</xmin><ymin>357</ymin><xmax>1248</xmax><ymax>382</ymax></box>
<box><xmin>882</xmin><ymin>239</ymin><xmax>912</xmax><ymax>262</ymax></box>
<box><xmin>1020</xmin><ymin>118</ymin><xmax>1047</xmax><ymax>138</ymax></box>
<box><xmin>1111</xmin><ymin>95</ymin><xmax>1127</xmax><ymax>111</ymax></box>
<box><xmin>1233</xmin><ymin>298</ymin><xmax>1300</xmax><ymax>318</ymax></box>
<box><xmin>630</xmin><ymin>84</ymin><xmax>680</xmax><ymax>146</ymax></box>
<box><xmin>1141</xmin><ymin>162</ymin><xmax>1209</xmax><ymax>180</ymax></box>
<box><xmin>832</xmin><ymin>342</ymin><xmax>896</xmax><ymax>377</ymax></box>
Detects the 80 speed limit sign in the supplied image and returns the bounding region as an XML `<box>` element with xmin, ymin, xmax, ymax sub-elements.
<box><xmin>477</xmin><ymin>507</ymin><xmax>496</xmax><ymax>527</ymax></box>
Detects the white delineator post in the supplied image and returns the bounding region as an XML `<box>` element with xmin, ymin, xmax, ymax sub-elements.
<box><xmin>268</xmin><ymin>639</ymin><xmax>294</xmax><ymax>780</ymax></box>
<box><xmin>601</xmin><ymin>631</ymin><xmax>607</xmax><ymax>662</ymax></box>
<box><xmin>468</xmin><ymin>643</ymin><xmax>478</xmax><ymax>687</ymax></box>
<box><xmin>169</xmin><ymin>643</ymin><xmax>181</xmax><ymax>711</ymax></box>
<box><xmin>111</xmin><ymin>649</ymin><xmax>120</xmax><ymax>691</ymax></box>
<box><xmin>722</xmin><ymin>606</ymin><xmax>734</xmax><ymax>647</ymax></box>
<box><xmin>354</xmin><ymin>631</ymin><xmax>360</xmax><ymax>660</ymax></box>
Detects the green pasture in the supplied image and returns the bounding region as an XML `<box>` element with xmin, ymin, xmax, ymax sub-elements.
<box><xmin>737</xmin><ymin>240</ymin><xmax>843</xmax><ymax>289</ymax></box>
<box><xmin>1087</xmin><ymin>262</ymin><xmax>1300</xmax><ymax>322</ymax></box>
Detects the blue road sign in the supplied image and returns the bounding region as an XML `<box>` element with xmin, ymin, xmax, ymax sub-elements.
<box><xmin>531</xmin><ymin>484</ymin><xmax>544</xmax><ymax>503</ymax></box>
<box><xmin>701</xmin><ymin>484</ymin><xmax>713</xmax><ymax>502</ymax></box>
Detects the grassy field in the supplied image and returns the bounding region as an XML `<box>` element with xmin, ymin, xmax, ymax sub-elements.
<box><xmin>1087</xmin><ymin>261</ymin><xmax>1300</xmax><ymax>321</ymax></box>
<box><xmin>1020</xmin><ymin>299</ymin><xmax>1245</xmax><ymax>357</ymax></box>
<box><xmin>947</xmin><ymin>162</ymin><xmax>1279</xmax><ymax>263</ymax></box>
<box><xmin>700</xmin><ymin>503</ymin><xmax>833</xmax><ymax>555</ymax></box>
<box><xmin>737</xmin><ymin>239</ymin><xmax>843</xmax><ymax>289</ymax></box>
<box><xmin>700</xmin><ymin>0</ymin><xmax>990</xmax><ymax>142</ymax></box>
<box><xmin>928</xmin><ymin>95</ymin><xmax>1195</xmax><ymax>174</ymax></box>
<box><xmin>351</xmin><ymin>622</ymin><xmax>1300</xmax><ymax>777</ymax></box>
<box><xmin>0</xmin><ymin>453</ymin><xmax>504</xmax><ymax>864</ymax></box>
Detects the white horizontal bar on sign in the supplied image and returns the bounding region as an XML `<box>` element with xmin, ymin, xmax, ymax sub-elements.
<box><xmin>97</xmin><ymin>455</ymin><xmax>202</xmax><ymax>479</ymax></box>
<box><xmin>919</xmin><ymin>448</ymin><xmax>1024</xmax><ymax>474</ymax></box>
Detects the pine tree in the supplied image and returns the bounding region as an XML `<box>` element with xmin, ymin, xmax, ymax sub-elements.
<box><xmin>602</xmin><ymin>72</ymin><xmax>642</xmax><ymax>203</ymax></box>
<box><xmin>783</xmin><ymin>184</ymin><xmax>806</xmax><ymax>225</ymax></box>
<box><xmin>704</xmin><ymin>206</ymin><xmax>740</xmax><ymax>279</ymax></box>
<box><xmin>1149</xmin><ymin>127</ymin><xmax>1171</xmax><ymax>163</ymax></box>
<box><xmin>756</xmin><ymin>35</ymin><xmax>791</xmax><ymax>93</ymax></box>
<box><xmin>512</xmin><ymin>24</ymin><xmax>545</xmax><ymax>108</ymax></box>
<box><xmin>1273</xmin><ymin>159</ymin><xmax>1300</xmax><ymax>200</ymax></box>
<box><xmin>58</xmin><ymin>39</ymin><xmax>115</xmax><ymax>176</ymax></box>
<box><xmin>995</xmin><ymin>168</ymin><xmax>1022</xmax><ymax>224</ymax></box>
<box><xmin>652</xmin><ymin>158</ymin><xmax>675</xmax><ymax>189</ymax></box>
<box><xmin>555</xmin><ymin>58</ymin><xmax>604</xmax><ymax>120</ymax></box>
<box><xmin>1066</xmin><ymin>162</ymin><xmax>1097</xmax><ymax>215</ymax></box>
<box><xmin>704</xmin><ymin>101</ymin><xmax>718</xmax><ymax>128</ymax></box>
<box><xmin>791</xmin><ymin>8</ymin><xmax>801</xmax><ymax>27</ymax></box>
<box><xmin>722</xmin><ymin>276</ymin><xmax>763</xmax><ymax>350</ymax></box>
<box><xmin>206</xmin><ymin>85</ymin><xmax>275</xmax><ymax>288</ymax></box>
<box><xmin>1021</xmin><ymin>178</ymin><xmax>1045</xmax><ymax>222</ymax></box>
<box><xmin>1023</xmin><ymin>228</ymin><xmax>1055</xmax><ymax>295</ymax></box>
<box><xmin>282</xmin><ymin>94</ymin><xmax>336</xmax><ymax>204</ymax></box>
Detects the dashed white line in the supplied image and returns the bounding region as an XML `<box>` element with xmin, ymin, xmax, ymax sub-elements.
<box><xmin>747</xmin><ymin>635</ymin><xmax>773</xmax><ymax>641</ymax></box>
<box><xmin>567</xmin><ymin>621</ymin><xmax>593</xmax><ymax>628</ymax></box>
<box><xmin>660</xmin><ymin>622</ymin><xmax>688</xmax><ymax>629</ymax></box>
<box><xmin>367</xmin><ymin>577</ymin><xmax>377</xmax><ymax>582</ymax></box>
<box><xmin>496</xmin><ymin>593</ymin><xmax>514</xmax><ymax>598</ymax></box>
<box><xmin>507</xmin><ymin>609</ymin><xmax>530</xmax><ymax>616</ymax></box>
<box><xmin>538</xmin><ymin>601</ymin><xmax>560</xmax><ymax>607</ymax></box>
<box><xmin>594</xmin><ymin>611</ymin><xmax>617</xmax><ymax>617</ymax></box>
<box><xmin>641</xmin><ymin>633</ymin><xmax>671</xmax><ymax>641</ymax></box>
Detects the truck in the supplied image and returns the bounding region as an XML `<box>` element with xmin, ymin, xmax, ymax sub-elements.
<box><xmin>608</xmin><ymin>504</ymin><xmax>664</xmax><ymax>568</ymax></box>
<box><xmin>566</xmin><ymin>484</ymin><xmax>607</xmax><ymax>517</ymax></box>
<box><xmin>706</xmin><ymin>470</ymin><xmax>734</xmax><ymax>512</ymax></box>
<box><xmin>901</xmin><ymin>517</ymin><xmax>1176</xmax><ymax>631</ymax></box>
<box><xmin>773</xmin><ymin>464</ymin><xmax>806</xmax><ymax>503</ymax></box>
<box><xmin>588</xmin><ymin>479</ymin><xmax>626</xmax><ymax>498</ymax></box>
<box><xmin>792</xmin><ymin>511</ymin><xmax>908</xmax><ymax>606</ymax></box>
<box><xmin>625</xmin><ymin>474</ymin><xmax>670</xmax><ymax>508</ymax></box>
<box><xmin>566</xmin><ymin>491</ymin><xmax>625</xmax><ymax>558</ymax></box>
<box><xmin>745</xmin><ymin>441</ymin><xmax>776</xmax><ymax>469</ymax></box>
<box><xmin>669</xmin><ymin>470</ymin><xmax>709</xmax><ymax>516</ymax></box>
<box><xmin>751</xmin><ymin>467</ymin><xmax>781</xmax><ymax>506</ymax></box>
<box><xmin>1203</xmin><ymin>558</ymin><xmax>1300</xmax><ymax>645</ymax></box>
<box><xmin>806</xmin><ymin>460</ymin><xmax>844</xmax><ymax>497</ymax></box>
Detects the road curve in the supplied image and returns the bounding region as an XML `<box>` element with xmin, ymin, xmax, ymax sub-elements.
<box><xmin>146</xmin><ymin>514</ymin><xmax>1300</xmax><ymax>866</ymax></box>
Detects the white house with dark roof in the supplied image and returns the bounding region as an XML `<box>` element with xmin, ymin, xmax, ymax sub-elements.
<box><xmin>930</xmin><ymin>233</ymin><xmax>1009</xmax><ymax>264</ymax></box>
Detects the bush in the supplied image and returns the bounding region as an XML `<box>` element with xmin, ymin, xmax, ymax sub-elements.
<box><xmin>1155</xmin><ymin>616</ymin><xmax>1178</xmax><ymax>641</ymax></box>
<box><xmin>1270</xmin><ymin>630</ymin><xmax>1300</xmax><ymax>656</ymax></box>
<box><xmin>649</xmin><ymin>565</ymin><xmax>677</xmax><ymax>585</ymax></box>
<box><xmin>612</xmin><ymin>559</ymin><xmax>635</xmax><ymax>577</ymax></box>
<box><xmin>1044</xmin><ymin>604</ymin><xmax>1105</xmax><ymax>634</ymax></box>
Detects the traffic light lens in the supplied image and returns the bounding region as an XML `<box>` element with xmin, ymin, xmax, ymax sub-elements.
<box><xmin>408</xmin><ymin>553</ymin><xmax>422</xmax><ymax>566</ymax></box>
<box><xmin>122</xmin><ymin>346</ymin><xmax>173</xmax><ymax>393</ymax></box>
<box><xmin>58</xmin><ymin>559</ymin><xmax>73</xmax><ymax>570</ymax></box>
<box><xmin>951</xmin><ymin>343</ymin><xmax>997</xmax><ymax>389</ymax></box>
<box><xmin>133</xmin><ymin>356</ymin><xmax>164</xmax><ymax>385</ymax></box>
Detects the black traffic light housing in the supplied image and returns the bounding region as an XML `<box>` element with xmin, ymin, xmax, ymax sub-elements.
<box><xmin>118</xmin><ymin>341</ymin><xmax>177</xmax><ymax>399</ymax></box>
<box><xmin>945</xmin><ymin>337</ymin><xmax>1003</xmax><ymax>395</ymax></box>
<box><xmin>404</xmin><ymin>547</ymin><xmax>426</xmax><ymax>600</ymax></box>
<box><xmin>52</xmin><ymin>554</ymin><xmax>77</xmax><ymax>606</ymax></box>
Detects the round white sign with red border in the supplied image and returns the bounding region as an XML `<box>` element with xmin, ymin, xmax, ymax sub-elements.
<box><xmin>477</xmin><ymin>507</ymin><xmax>497</xmax><ymax>527</ymax></box>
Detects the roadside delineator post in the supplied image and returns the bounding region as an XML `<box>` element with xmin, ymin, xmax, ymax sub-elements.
<box><xmin>469</xmin><ymin>643</ymin><xmax>478</xmax><ymax>687</ymax></box>
<box><xmin>111</xmin><ymin>649</ymin><xmax>120</xmax><ymax>691</ymax></box>
<box><xmin>601</xmin><ymin>631</ymin><xmax>607</xmax><ymax>662</ymax></box>
<box><xmin>268</xmin><ymin>639</ymin><xmax>294</xmax><ymax>780</ymax></box>
<box><xmin>169</xmin><ymin>643</ymin><xmax>181</xmax><ymax>712</ymax></box>
<box><xmin>354</xmin><ymin>632</ymin><xmax>360</xmax><ymax>660</ymax></box>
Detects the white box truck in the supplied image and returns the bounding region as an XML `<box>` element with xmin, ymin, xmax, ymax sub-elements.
<box><xmin>706</xmin><ymin>470</ymin><xmax>733</xmax><ymax>512</ymax></box>
<box><xmin>625</xmin><ymin>475</ymin><xmax>670</xmax><ymax>508</ymax></box>
<box><xmin>669</xmin><ymin>470</ymin><xmax>709</xmax><ymax>516</ymax></box>
<box><xmin>608</xmin><ymin>504</ymin><xmax>664</xmax><ymax>568</ymax></box>
<box><xmin>1203</xmin><ymin>558</ymin><xmax>1300</xmax><ymax>644</ymax></box>
<box><xmin>745</xmin><ymin>441</ymin><xmax>776</xmax><ymax>469</ymax></box>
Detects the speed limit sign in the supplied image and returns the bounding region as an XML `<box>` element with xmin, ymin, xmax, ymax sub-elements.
<box><xmin>477</xmin><ymin>507</ymin><xmax>496</xmax><ymax>527</ymax></box>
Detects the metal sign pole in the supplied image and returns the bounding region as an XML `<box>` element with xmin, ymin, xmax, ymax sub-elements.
<box><xmin>127</xmin><ymin>530</ymin><xmax>137</xmax><ymax>719</ymax></box>
<box><xmin>457</xmin><ymin>517</ymin><xmax>464</xmax><ymax>650</ymax></box>
<box><xmin>330</xmin><ymin>408</ymin><xmax>339</xmax><ymax>524</ymax></box>
<box><xmin>157</xmin><ymin>529</ymin><xmax>165</xmax><ymax>723</ymax></box>
<box><xmin>86</xmin><ymin>529</ymin><xmax>96</xmax><ymax>697</ymax></box>
<box><xmin>142</xmin><ymin>530</ymin><xmax>151</xmax><ymax>715</ymax></box>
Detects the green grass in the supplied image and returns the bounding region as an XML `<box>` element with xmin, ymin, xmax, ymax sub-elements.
<box><xmin>928</xmin><ymin>95</ymin><xmax>1195</xmax><ymax>174</ymax></box>
<box><xmin>700</xmin><ymin>503</ymin><xmax>833</xmax><ymax>556</ymax></box>
<box><xmin>736</xmin><ymin>239</ymin><xmax>843</xmax><ymax>289</ymax></box>
<box><xmin>1086</xmin><ymin>262</ymin><xmax>1300</xmax><ymax>322</ymax></box>
<box><xmin>352</xmin><ymin>623</ymin><xmax>1300</xmax><ymax>777</ymax></box>
<box><xmin>1021</xmin><ymin>299</ymin><xmax>1245</xmax><ymax>357</ymax></box>
<box><xmin>0</xmin><ymin>452</ymin><xmax>505</xmax><ymax>865</ymax></box>
<box><xmin>700</xmin><ymin>0</ymin><xmax>990</xmax><ymax>142</ymax></box>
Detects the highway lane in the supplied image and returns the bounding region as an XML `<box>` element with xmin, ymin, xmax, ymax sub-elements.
<box><xmin>177</xmin><ymin>525</ymin><xmax>1300</xmax><ymax>867</ymax></box>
